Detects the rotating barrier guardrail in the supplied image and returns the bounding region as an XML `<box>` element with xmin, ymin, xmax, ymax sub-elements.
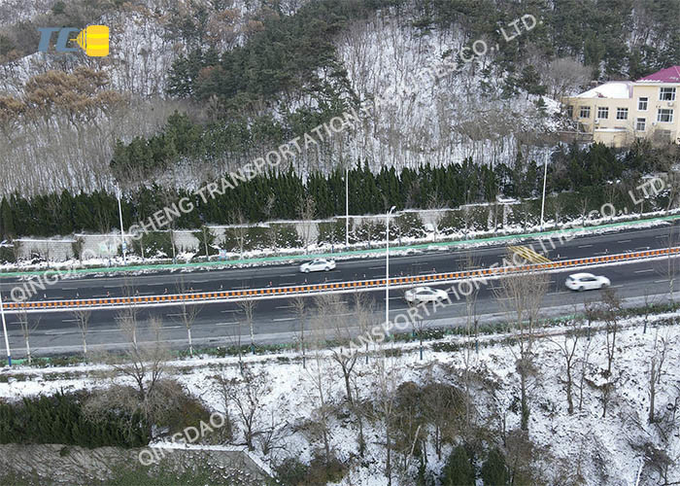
<box><xmin>4</xmin><ymin>247</ymin><xmax>679</xmax><ymax>314</ymax></box>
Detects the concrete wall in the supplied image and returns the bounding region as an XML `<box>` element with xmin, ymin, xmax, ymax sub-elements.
<box><xmin>9</xmin><ymin>206</ymin><xmax>517</xmax><ymax>263</ymax></box>
<box><xmin>0</xmin><ymin>443</ymin><xmax>271</xmax><ymax>485</ymax></box>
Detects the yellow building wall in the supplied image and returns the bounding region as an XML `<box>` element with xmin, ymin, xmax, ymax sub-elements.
<box><xmin>563</xmin><ymin>82</ymin><xmax>680</xmax><ymax>146</ymax></box>
<box><xmin>631</xmin><ymin>85</ymin><xmax>680</xmax><ymax>143</ymax></box>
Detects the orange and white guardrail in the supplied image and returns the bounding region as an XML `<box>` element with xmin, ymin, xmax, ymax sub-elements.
<box><xmin>3</xmin><ymin>247</ymin><xmax>679</xmax><ymax>314</ymax></box>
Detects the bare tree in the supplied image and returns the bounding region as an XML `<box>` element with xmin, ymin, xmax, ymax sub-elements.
<box><xmin>211</xmin><ymin>373</ymin><xmax>235</xmax><ymax>442</ymax></box>
<box><xmin>410</xmin><ymin>304</ymin><xmax>427</xmax><ymax>361</ymax></box>
<box><xmin>370</xmin><ymin>355</ymin><xmax>399</xmax><ymax>485</ymax></box>
<box><xmin>641</xmin><ymin>286</ymin><xmax>658</xmax><ymax>334</ymax></box>
<box><xmin>113</xmin><ymin>314</ymin><xmax>169</xmax><ymax>418</ymax></box>
<box><xmin>225</xmin><ymin>366</ymin><xmax>270</xmax><ymax>451</ymax></box>
<box><xmin>549</xmin><ymin>311</ymin><xmax>583</xmax><ymax>415</ymax></box>
<box><xmin>494</xmin><ymin>264</ymin><xmax>549</xmax><ymax>431</ymax></box>
<box><xmin>297</xmin><ymin>195</ymin><xmax>317</xmax><ymax>254</ymax></box>
<box><xmin>237</xmin><ymin>297</ymin><xmax>257</xmax><ymax>353</ymax></box>
<box><xmin>305</xmin><ymin>342</ymin><xmax>335</xmax><ymax>468</ymax></box>
<box><xmin>72</xmin><ymin>308</ymin><xmax>92</xmax><ymax>356</ymax></box>
<box><xmin>16</xmin><ymin>310</ymin><xmax>39</xmax><ymax>364</ymax></box>
<box><xmin>230</xmin><ymin>209</ymin><xmax>248</xmax><ymax>258</ymax></box>
<box><xmin>329</xmin><ymin>296</ymin><xmax>361</xmax><ymax>404</ymax></box>
<box><xmin>648</xmin><ymin>330</ymin><xmax>668</xmax><ymax>424</ymax></box>
<box><xmin>291</xmin><ymin>296</ymin><xmax>308</xmax><ymax>368</ymax></box>
<box><xmin>601</xmin><ymin>287</ymin><xmax>622</xmax><ymax>377</ymax></box>
<box><xmin>354</xmin><ymin>291</ymin><xmax>377</xmax><ymax>364</ymax></box>
<box><xmin>542</xmin><ymin>58</ymin><xmax>591</xmax><ymax>99</ymax></box>
<box><xmin>576</xmin><ymin>339</ymin><xmax>594</xmax><ymax>410</ymax></box>
<box><xmin>174</xmin><ymin>278</ymin><xmax>202</xmax><ymax>356</ymax></box>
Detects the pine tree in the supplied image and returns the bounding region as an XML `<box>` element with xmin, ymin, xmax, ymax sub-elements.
<box><xmin>481</xmin><ymin>448</ymin><xmax>509</xmax><ymax>485</ymax></box>
<box><xmin>0</xmin><ymin>196</ymin><xmax>14</xmax><ymax>239</ymax></box>
<box><xmin>441</xmin><ymin>445</ymin><xmax>475</xmax><ymax>486</ymax></box>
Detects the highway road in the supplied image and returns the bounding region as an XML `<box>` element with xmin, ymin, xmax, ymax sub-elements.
<box><xmin>1</xmin><ymin>222</ymin><xmax>679</xmax><ymax>357</ymax></box>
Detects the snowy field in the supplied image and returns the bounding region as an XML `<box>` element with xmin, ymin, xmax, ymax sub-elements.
<box><xmin>2</xmin><ymin>311</ymin><xmax>679</xmax><ymax>485</ymax></box>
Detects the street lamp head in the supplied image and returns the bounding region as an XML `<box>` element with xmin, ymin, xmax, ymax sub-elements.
<box><xmin>389</xmin><ymin>205</ymin><xmax>396</xmax><ymax>213</ymax></box>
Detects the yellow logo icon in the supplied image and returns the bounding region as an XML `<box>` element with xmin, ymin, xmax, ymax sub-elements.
<box><xmin>74</xmin><ymin>25</ymin><xmax>109</xmax><ymax>57</ymax></box>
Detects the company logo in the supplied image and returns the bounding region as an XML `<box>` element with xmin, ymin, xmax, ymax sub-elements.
<box><xmin>37</xmin><ymin>25</ymin><xmax>109</xmax><ymax>57</ymax></box>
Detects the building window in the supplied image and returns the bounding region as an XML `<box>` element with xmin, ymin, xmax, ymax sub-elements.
<box><xmin>659</xmin><ymin>87</ymin><xmax>676</xmax><ymax>101</ymax></box>
<box><xmin>638</xmin><ymin>97</ymin><xmax>648</xmax><ymax>110</ymax></box>
<box><xmin>616</xmin><ymin>108</ymin><xmax>628</xmax><ymax>120</ymax></box>
<box><xmin>636</xmin><ymin>118</ymin><xmax>646</xmax><ymax>131</ymax></box>
<box><xmin>579</xmin><ymin>106</ymin><xmax>590</xmax><ymax>118</ymax></box>
<box><xmin>566</xmin><ymin>105</ymin><xmax>573</xmax><ymax>118</ymax></box>
<box><xmin>597</xmin><ymin>106</ymin><xmax>609</xmax><ymax>119</ymax></box>
<box><xmin>657</xmin><ymin>109</ymin><xmax>674</xmax><ymax>123</ymax></box>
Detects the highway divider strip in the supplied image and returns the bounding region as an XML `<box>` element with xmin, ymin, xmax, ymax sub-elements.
<box><xmin>4</xmin><ymin>247</ymin><xmax>679</xmax><ymax>314</ymax></box>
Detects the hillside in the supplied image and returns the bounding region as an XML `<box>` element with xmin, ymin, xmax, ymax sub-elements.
<box><xmin>0</xmin><ymin>0</ymin><xmax>678</xmax><ymax>199</ymax></box>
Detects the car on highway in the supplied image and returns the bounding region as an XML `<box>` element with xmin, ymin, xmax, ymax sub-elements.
<box><xmin>299</xmin><ymin>258</ymin><xmax>336</xmax><ymax>273</ymax></box>
<box><xmin>565</xmin><ymin>273</ymin><xmax>610</xmax><ymax>291</ymax></box>
<box><xmin>404</xmin><ymin>286</ymin><xmax>449</xmax><ymax>304</ymax></box>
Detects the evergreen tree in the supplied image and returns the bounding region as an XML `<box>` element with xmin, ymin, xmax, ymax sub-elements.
<box><xmin>481</xmin><ymin>448</ymin><xmax>509</xmax><ymax>486</ymax></box>
<box><xmin>0</xmin><ymin>196</ymin><xmax>14</xmax><ymax>239</ymax></box>
<box><xmin>441</xmin><ymin>445</ymin><xmax>475</xmax><ymax>486</ymax></box>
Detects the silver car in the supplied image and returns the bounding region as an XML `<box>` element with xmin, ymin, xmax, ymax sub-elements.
<box><xmin>565</xmin><ymin>273</ymin><xmax>610</xmax><ymax>291</ymax></box>
<box><xmin>299</xmin><ymin>258</ymin><xmax>336</xmax><ymax>273</ymax></box>
<box><xmin>404</xmin><ymin>286</ymin><xmax>449</xmax><ymax>304</ymax></box>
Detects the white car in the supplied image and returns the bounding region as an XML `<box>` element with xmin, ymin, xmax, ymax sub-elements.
<box><xmin>404</xmin><ymin>286</ymin><xmax>449</xmax><ymax>304</ymax></box>
<box><xmin>299</xmin><ymin>258</ymin><xmax>336</xmax><ymax>273</ymax></box>
<box><xmin>565</xmin><ymin>273</ymin><xmax>610</xmax><ymax>291</ymax></box>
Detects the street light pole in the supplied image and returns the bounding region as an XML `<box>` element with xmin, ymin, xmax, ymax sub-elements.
<box><xmin>0</xmin><ymin>288</ymin><xmax>12</xmax><ymax>367</ymax></box>
<box><xmin>385</xmin><ymin>206</ymin><xmax>396</xmax><ymax>332</ymax></box>
<box><xmin>116</xmin><ymin>186</ymin><xmax>127</xmax><ymax>264</ymax></box>
<box><xmin>345</xmin><ymin>164</ymin><xmax>349</xmax><ymax>248</ymax></box>
<box><xmin>540</xmin><ymin>157</ymin><xmax>548</xmax><ymax>231</ymax></box>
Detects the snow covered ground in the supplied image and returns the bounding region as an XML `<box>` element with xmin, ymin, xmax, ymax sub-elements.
<box><xmin>2</xmin><ymin>311</ymin><xmax>679</xmax><ymax>485</ymax></box>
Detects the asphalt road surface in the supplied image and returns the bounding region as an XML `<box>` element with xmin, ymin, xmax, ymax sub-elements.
<box><xmin>1</xmin><ymin>222</ymin><xmax>679</xmax><ymax>357</ymax></box>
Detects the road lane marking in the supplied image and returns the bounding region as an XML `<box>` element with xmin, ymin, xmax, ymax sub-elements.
<box><xmin>508</xmin><ymin>246</ymin><xmax>551</xmax><ymax>264</ymax></box>
<box><xmin>634</xmin><ymin>268</ymin><xmax>655</xmax><ymax>273</ymax></box>
<box><xmin>273</xmin><ymin>317</ymin><xmax>295</xmax><ymax>322</ymax></box>
<box><xmin>618</xmin><ymin>239</ymin><xmax>631</xmax><ymax>243</ymax></box>
<box><xmin>578</xmin><ymin>244</ymin><xmax>593</xmax><ymax>248</ymax></box>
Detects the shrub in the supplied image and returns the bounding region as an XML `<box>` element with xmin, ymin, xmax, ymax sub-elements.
<box><xmin>395</xmin><ymin>213</ymin><xmax>426</xmax><ymax>239</ymax></box>
<box><xmin>130</xmin><ymin>232</ymin><xmax>174</xmax><ymax>259</ymax></box>
<box><xmin>0</xmin><ymin>245</ymin><xmax>16</xmax><ymax>263</ymax></box>
<box><xmin>0</xmin><ymin>390</ymin><xmax>149</xmax><ymax>448</ymax></box>
<box><xmin>275</xmin><ymin>224</ymin><xmax>302</xmax><ymax>248</ymax></box>
<box><xmin>193</xmin><ymin>226</ymin><xmax>218</xmax><ymax>256</ymax></box>
<box><xmin>275</xmin><ymin>457</ymin><xmax>308</xmax><ymax>486</ymax></box>
<box><xmin>317</xmin><ymin>219</ymin><xmax>346</xmax><ymax>245</ymax></box>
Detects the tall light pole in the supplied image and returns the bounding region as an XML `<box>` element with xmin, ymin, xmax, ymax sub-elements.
<box><xmin>116</xmin><ymin>186</ymin><xmax>127</xmax><ymax>264</ymax></box>
<box><xmin>0</xmin><ymin>288</ymin><xmax>11</xmax><ymax>367</ymax></box>
<box><xmin>539</xmin><ymin>157</ymin><xmax>548</xmax><ymax>231</ymax></box>
<box><xmin>345</xmin><ymin>164</ymin><xmax>349</xmax><ymax>248</ymax></box>
<box><xmin>385</xmin><ymin>206</ymin><xmax>396</xmax><ymax>331</ymax></box>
